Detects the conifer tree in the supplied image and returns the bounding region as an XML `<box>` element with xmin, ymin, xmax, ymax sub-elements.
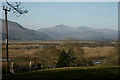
<box><xmin>67</xmin><ymin>49</ymin><xmax>76</xmax><ymax>67</ymax></box>
<box><xmin>56</xmin><ymin>50</ymin><xmax>69</xmax><ymax>67</ymax></box>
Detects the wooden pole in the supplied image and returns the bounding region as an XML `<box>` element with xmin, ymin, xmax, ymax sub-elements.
<box><xmin>3</xmin><ymin>6</ymin><xmax>10</xmax><ymax>74</ymax></box>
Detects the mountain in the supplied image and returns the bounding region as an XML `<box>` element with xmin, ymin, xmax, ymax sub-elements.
<box><xmin>37</xmin><ymin>24</ymin><xmax>118</xmax><ymax>41</ymax></box>
<box><xmin>0</xmin><ymin>19</ymin><xmax>51</xmax><ymax>41</ymax></box>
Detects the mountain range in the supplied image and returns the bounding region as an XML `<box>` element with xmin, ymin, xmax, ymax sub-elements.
<box><xmin>0</xmin><ymin>19</ymin><xmax>118</xmax><ymax>41</ymax></box>
<box><xmin>0</xmin><ymin>19</ymin><xmax>51</xmax><ymax>41</ymax></box>
<box><xmin>37</xmin><ymin>24</ymin><xmax>118</xmax><ymax>41</ymax></box>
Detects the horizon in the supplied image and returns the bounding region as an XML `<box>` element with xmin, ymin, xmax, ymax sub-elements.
<box><xmin>0</xmin><ymin>18</ymin><xmax>117</xmax><ymax>31</ymax></box>
<box><xmin>2</xmin><ymin>2</ymin><xmax>118</xmax><ymax>30</ymax></box>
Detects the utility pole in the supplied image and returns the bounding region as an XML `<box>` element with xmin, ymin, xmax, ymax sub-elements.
<box><xmin>3</xmin><ymin>6</ymin><xmax>11</xmax><ymax>74</ymax></box>
<box><xmin>2</xmin><ymin>0</ymin><xmax>28</xmax><ymax>74</ymax></box>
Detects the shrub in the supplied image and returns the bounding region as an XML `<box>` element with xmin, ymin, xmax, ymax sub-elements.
<box><xmin>104</xmin><ymin>45</ymin><xmax>120</xmax><ymax>65</ymax></box>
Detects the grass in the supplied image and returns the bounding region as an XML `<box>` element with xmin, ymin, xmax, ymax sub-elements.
<box><xmin>2</xmin><ymin>66</ymin><xmax>120</xmax><ymax>80</ymax></box>
<box><xmin>83</xmin><ymin>47</ymin><xmax>113</xmax><ymax>58</ymax></box>
<box><xmin>2</xmin><ymin>41</ymin><xmax>113</xmax><ymax>59</ymax></box>
<box><xmin>2</xmin><ymin>41</ymin><xmax>114</xmax><ymax>74</ymax></box>
<box><xmin>2</xmin><ymin>41</ymin><xmax>117</xmax><ymax>80</ymax></box>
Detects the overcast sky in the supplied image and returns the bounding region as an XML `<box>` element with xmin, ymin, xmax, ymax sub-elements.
<box><xmin>2</xmin><ymin>2</ymin><xmax>118</xmax><ymax>30</ymax></box>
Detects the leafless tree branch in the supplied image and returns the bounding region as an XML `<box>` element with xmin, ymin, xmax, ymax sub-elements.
<box><xmin>5</xmin><ymin>0</ymin><xmax>28</xmax><ymax>16</ymax></box>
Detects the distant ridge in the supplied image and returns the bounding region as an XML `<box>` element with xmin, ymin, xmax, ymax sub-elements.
<box><xmin>0</xmin><ymin>19</ymin><xmax>117</xmax><ymax>41</ymax></box>
<box><xmin>37</xmin><ymin>24</ymin><xmax>118</xmax><ymax>41</ymax></box>
<box><xmin>0</xmin><ymin>19</ymin><xmax>51</xmax><ymax>41</ymax></box>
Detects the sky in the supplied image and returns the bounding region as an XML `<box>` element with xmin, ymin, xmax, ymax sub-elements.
<box><xmin>2</xmin><ymin>2</ymin><xmax>118</xmax><ymax>30</ymax></box>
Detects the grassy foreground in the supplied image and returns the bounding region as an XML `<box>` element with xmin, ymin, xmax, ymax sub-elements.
<box><xmin>2</xmin><ymin>66</ymin><xmax>120</xmax><ymax>80</ymax></box>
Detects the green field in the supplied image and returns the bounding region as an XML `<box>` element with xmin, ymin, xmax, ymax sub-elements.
<box><xmin>2</xmin><ymin>66</ymin><xmax>120</xmax><ymax>80</ymax></box>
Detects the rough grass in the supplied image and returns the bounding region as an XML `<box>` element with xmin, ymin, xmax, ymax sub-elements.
<box><xmin>2</xmin><ymin>42</ymin><xmax>114</xmax><ymax>70</ymax></box>
<box><xmin>83</xmin><ymin>47</ymin><xmax>113</xmax><ymax>58</ymax></box>
<box><xmin>2</xmin><ymin>46</ymin><xmax>113</xmax><ymax>59</ymax></box>
<box><xmin>2</xmin><ymin>41</ymin><xmax>113</xmax><ymax>58</ymax></box>
<box><xmin>2</xmin><ymin>41</ymin><xmax>116</xmax><ymax>80</ymax></box>
<box><xmin>2</xmin><ymin>66</ymin><xmax>120</xmax><ymax>80</ymax></box>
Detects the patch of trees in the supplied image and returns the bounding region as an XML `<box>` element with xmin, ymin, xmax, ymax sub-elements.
<box><xmin>56</xmin><ymin>49</ymin><xmax>93</xmax><ymax>68</ymax></box>
<box><xmin>56</xmin><ymin>39</ymin><xmax>93</xmax><ymax>67</ymax></box>
<box><xmin>56</xmin><ymin>49</ymin><xmax>76</xmax><ymax>67</ymax></box>
<box><xmin>33</xmin><ymin>46</ymin><xmax>61</xmax><ymax>68</ymax></box>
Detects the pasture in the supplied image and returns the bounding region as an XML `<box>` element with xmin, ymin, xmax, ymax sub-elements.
<box><xmin>2</xmin><ymin>41</ymin><xmax>117</xmax><ymax>75</ymax></box>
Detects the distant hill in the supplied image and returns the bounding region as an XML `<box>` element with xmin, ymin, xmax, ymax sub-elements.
<box><xmin>37</xmin><ymin>24</ymin><xmax>118</xmax><ymax>41</ymax></box>
<box><xmin>0</xmin><ymin>19</ymin><xmax>51</xmax><ymax>41</ymax></box>
<box><xmin>1</xmin><ymin>19</ymin><xmax>117</xmax><ymax>41</ymax></box>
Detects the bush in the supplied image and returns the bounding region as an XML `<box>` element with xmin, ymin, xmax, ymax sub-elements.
<box><xmin>104</xmin><ymin>45</ymin><xmax>120</xmax><ymax>65</ymax></box>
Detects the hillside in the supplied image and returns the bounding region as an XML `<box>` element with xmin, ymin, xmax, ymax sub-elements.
<box><xmin>37</xmin><ymin>24</ymin><xmax>118</xmax><ymax>41</ymax></box>
<box><xmin>3</xmin><ymin>66</ymin><xmax>120</xmax><ymax>80</ymax></box>
<box><xmin>0</xmin><ymin>19</ymin><xmax>51</xmax><ymax>41</ymax></box>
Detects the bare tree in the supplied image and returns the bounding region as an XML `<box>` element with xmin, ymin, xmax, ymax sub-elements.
<box><xmin>5</xmin><ymin>0</ymin><xmax>28</xmax><ymax>16</ymax></box>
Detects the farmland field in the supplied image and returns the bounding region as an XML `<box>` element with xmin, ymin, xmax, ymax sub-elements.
<box><xmin>2</xmin><ymin>41</ymin><xmax>114</xmax><ymax>59</ymax></box>
<box><xmin>2</xmin><ymin>41</ymin><xmax>115</xmax><ymax>66</ymax></box>
<box><xmin>2</xmin><ymin>40</ymin><xmax>119</xmax><ymax>79</ymax></box>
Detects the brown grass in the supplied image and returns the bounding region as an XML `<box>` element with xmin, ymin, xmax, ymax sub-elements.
<box><xmin>2</xmin><ymin>41</ymin><xmax>114</xmax><ymax>69</ymax></box>
<box><xmin>2</xmin><ymin>41</ymin><xmax>114</xmax><ymax>59</ymax></box>
<box><xmin>83</xmin><ymin>47</ymin><xmax>113</xmax><ymax>58</ymax></box>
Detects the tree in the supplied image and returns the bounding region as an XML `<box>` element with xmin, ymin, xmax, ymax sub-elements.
<box><xmin>67</xmin><ymin>49</ymin><xmax>76</xmax><ymax>67</ymax></box>
<box><xmin>34</xmin><ymin>46</ymin><xmax>61</xmax><ymax>68</ymax></box>
<box><xmin>56</xmin><ymin>50</ymin><xmax>69</xmax><ymax>67</ymax></box>
<box><xmin>5</xmin><ymin>0</ymin><xmax>28</xmax><ymax>16</ymax></box>
<box><xmin>58</xmin><ymin>39</ymin><xmax>93</xmax><ymax>66</ymax></box>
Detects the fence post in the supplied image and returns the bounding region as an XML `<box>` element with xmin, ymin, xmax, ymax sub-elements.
<box><xmin>29</xmin><ymin>61</ymin><xmax>31</xmax><ymax>71</ymax></box>
<box><xmin>10</xmin><ymin>61</ymin><xmax>14</xmax><ymax>73</ymax></box>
